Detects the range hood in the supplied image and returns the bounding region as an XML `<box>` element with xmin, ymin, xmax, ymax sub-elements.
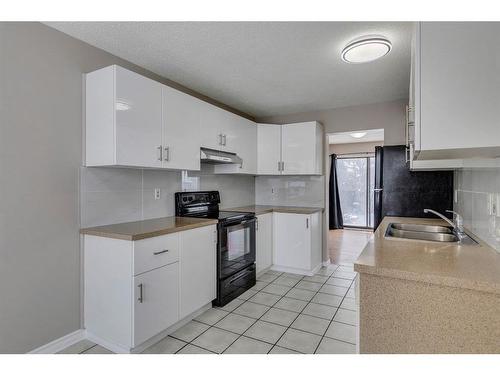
<box><xmin>200</xmin><ymin>147</ymin><xmax>243</xmax><ymax>165</ymax></box>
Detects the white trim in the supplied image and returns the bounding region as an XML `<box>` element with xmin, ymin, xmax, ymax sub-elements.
<box><xmin>322</xmin><ymin>259</ymin><xmax>331</xmax><ymax>267</ymax></box>
<box><xmin>86</xmin><ymin>302</ymin><xmax>213</xmax><ymax>353</ymax></box>
<box><xmin>271</xmin><ymin>263</ymin><xmax>322</xmax><ymax>277</ymax></box>
<box><xmin>28</xmin><ymin>329</ymin><xmax>86</xmax><ymax>354</ymax></box>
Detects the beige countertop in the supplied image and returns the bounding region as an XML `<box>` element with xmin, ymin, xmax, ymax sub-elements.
<box><xmin>80</xmin><ymin>216</ymin><xmax>218</xmax><ymax>241</ymax></box>
<box><xmin>224</xmin><ymin>205</ymin><xmax>324</xmax><ymax>215</ymax></box>
<box><xmin>354</xmin><ymin>216</ymin><xmax>500</xmax><ymax>295</ymax></box>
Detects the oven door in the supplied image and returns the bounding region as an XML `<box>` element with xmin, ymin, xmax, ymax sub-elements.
<box><xmin>218</xmin><ymin>217</ymin><xmax>256</xmax><ymax>279</ymax></box>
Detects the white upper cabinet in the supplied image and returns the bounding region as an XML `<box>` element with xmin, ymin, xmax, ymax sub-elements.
<box><xmin>257</xmin><ymin>121</ymin><xmax>323</xmax><ymax>175</ymax></box>
<box><xmin>413</xmin><ymin>22</ymin><xmax>500</xmax><ymax>160</ymax></box>
<box><xmin>199</xmin><ymin>100</ymin><xmax>227</xmax><ymax>150</ymax></box>
<box><xmin>282</xmin><ymin>122</ymin><xmax>323</xmax><ymax>175</ymax></box>
<box><xmin>162</xmin><ymin>85</ymin><xmax>202</xmax><ymax>171</ymax></box>
<box><xmin>257</xmin><ymin>124</ymin><xmax>282</xmax><ymax>175</ymax></box>
<box><xmin>86</xmin><ymin>65</ymin><xmax>163</xmax><ymax>168</ymax></box>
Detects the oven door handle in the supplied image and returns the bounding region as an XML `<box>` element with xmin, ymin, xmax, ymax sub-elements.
<box><xmin>228</xmin><ymin>268</ymin><xmax>254</xmax><ymax>284</ymax></box>
<box><xmin>222</xmin><ymin>217</ymin><xmax>256</xmax><ymax>228</ymax></box>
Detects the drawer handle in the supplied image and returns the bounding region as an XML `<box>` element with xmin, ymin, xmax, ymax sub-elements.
<box><xmin>153</xmin><ymin>249</ymin><xmax>169</xmax><ymax>255</ymax></box>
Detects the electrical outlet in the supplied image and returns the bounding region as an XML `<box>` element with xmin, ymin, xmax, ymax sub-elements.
<box><xmin>154</xmin><ymin>188</ymin><xmax>161</xmax><ymax>200</ymax></box>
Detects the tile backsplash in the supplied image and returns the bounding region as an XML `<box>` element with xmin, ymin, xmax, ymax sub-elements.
<box><xmin>80</xmin><ymin>166</ymin><xmax>255</xmax><ymax>228</ymax></box>
<box><xmin>255</xmin><ymin>175</ymin><xmax>325</xmax><ymax>208</ymax></box>
<box><xmin>454</xmin><ymin>168</ymin><xmax>500</xmax><ymax>252</ymax></box>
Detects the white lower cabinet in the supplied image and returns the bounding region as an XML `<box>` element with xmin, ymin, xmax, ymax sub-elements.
<box><xmin>273</xmin><ymin>212</ymin><xmax>322</xmax><ymax>275</ymax></box>
<box><xmin>256</xmin><ymin>213</ymin><xmax>273</xmax><ymax>274</ymax></box>
<box><xmin>179</xmin><ymin>225</ymin><xmax>217</xmax><ymax>318</ymax></box>
<box><xmin>84</xmin><ymin>224</ymin><xmax>217</xmax><ymax>353</ymax></box>
<box><xmin>133</xmin><ymin>263</ymin><xmax>179</xmax><ymax>346</ymax></box>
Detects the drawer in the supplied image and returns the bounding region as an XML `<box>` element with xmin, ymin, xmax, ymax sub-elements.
<box><xmin>134</xmin><ymin>233</ymin><xmax>180</xmax><ymax>275</ymax></box>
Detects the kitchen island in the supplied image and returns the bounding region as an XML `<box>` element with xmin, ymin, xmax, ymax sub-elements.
<box><xmin>354</xmin><ymin>216</ymin><xmax>500</xmax><ymax>353</ymax></box>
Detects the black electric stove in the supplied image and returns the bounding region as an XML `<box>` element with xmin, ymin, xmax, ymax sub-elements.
<box><xmin>175</xmin><ymin>191</ymin><xmax>256</xmax><ymax>306</ymax></box>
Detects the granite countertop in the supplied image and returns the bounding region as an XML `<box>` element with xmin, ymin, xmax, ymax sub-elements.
<box><xmin>354</xmin><ymin>216</ymin><xmax>500</xmax><ymax>295</ymax></box>
<box><xmin>80</xmin><ymin>216</ymin><xmax>218</xmax><ymax>241</ymax></box>
<box><xmin>224</xmin><ymin>205</ymin><xmax>324</xmax><ymax>215</ymax></box>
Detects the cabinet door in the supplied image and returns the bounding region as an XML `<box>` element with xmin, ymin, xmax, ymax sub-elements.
<box><xmin>162</xmin><ymin>86</ymin><xmax>202</xmax><ymax>171</ymax></box>
<box><xmin>134</xmin><ymin>263</ymin><xmax>179</xmax><ymax>346</ymax></box>
<box><xmin>257</xmin><ymin>124</ymin><xmax>282</xmax><ymax>175</ymax></box>
<box><xmin>199</xmin><ymin>101</ymin><xmax>225</xmax><ymax>150</ymax></box>
<box><xmin>281</xmin><ymin>122</ymin><xmax>317</xmax><ymax>175</ymax></box>
<box><xmin>273</xmin><ymin>213</ymin><xmax>311</xmax><ymax>271</ymax></box>
<box><xmin>179</xmin><ymin>225</ymin><xmax>217</xmax><ymax>318</ymax></box>
<box><xmin>115</xmin><ymin>66</ymin><xmax>163</xmax><ymax>168</ymax></box>
<box><xmin>256</xmin><ymin>213</ymin><xmax>273</xmax><ymax>273</ymax></box>
<box><xmin>420</xmin><ymin>22</ymin><xmax>500</xmax><ymax>155</ymax></box>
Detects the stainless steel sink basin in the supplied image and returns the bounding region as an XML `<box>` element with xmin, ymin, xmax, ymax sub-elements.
<box><xmin>390</xmin><ymin>223</ymin><xmax>453</xmax><ymax>234</ymax></box>
<box><xmin>385</xmin><ymin>223</ymin><xmax>458</xmax><ymax>242</ymax></box>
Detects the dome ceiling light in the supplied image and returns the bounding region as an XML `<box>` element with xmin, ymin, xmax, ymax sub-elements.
<box><xmin>341</xmin><ymin>36</ymin><xmax>392</xmax><ymax>64</ymax></box>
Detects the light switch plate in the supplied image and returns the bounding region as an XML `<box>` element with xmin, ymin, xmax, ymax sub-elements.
<box><xmin>154</xmin><ymin>188</ymin><xmax>161</xmax><ymax>200</ymax></box>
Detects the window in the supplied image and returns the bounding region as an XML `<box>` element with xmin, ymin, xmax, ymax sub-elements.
<box><xmin>336</xmin><ymin>156</ymin><xmax>375</xmax><ymax>228</ymax></box>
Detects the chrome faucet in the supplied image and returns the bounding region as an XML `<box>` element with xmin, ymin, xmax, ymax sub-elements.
<box><xmin>423</xmin><ymin>209</ymin><xmax>465</xmax><ymax>237</ymax></box>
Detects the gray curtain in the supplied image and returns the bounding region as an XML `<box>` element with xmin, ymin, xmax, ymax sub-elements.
<box><xmin>329</xmin><ymin>154</ymin><xmax>343</xmax><ymax>229</ymax></box>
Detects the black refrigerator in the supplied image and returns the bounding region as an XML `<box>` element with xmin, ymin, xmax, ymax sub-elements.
<box><xmin>373</xmin><ymin>145</ymin><xmax>454</xmax><ymax>230</ymax></box>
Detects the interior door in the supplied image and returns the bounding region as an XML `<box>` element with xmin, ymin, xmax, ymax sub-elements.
<box><xmin>134</xmin><ymin>263</ymin><xmax>179</xmax><ymax>346</ymax></box>
<box><xmin>162</xmin><ymin>86</ymin><xmax>202</xmax><ymax>171</ymax></box>
<box><xmin>115</xmin><ymin>66</ymin><xmax>163</xmax><ymax>167</ymax></box>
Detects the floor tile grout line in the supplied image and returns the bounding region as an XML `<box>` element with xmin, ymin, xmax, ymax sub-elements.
<box><xmin>312</xmin><ymin>274</ymin><xmax>357</xmax><ymax>354</ymax></box>
<box><xmin>238</xmin><ymin>272</ymin><xmax>306</xmax><ymax>354</ymax></box>
<box><xmin>78</xmin><ymin>343</ymin><xmax>98</xmax><ymax>354</ymax></box>
<box><xmin>267</xmin><ymin>264</ymin><xmax>340</xmax><ymax>354</ymax></box>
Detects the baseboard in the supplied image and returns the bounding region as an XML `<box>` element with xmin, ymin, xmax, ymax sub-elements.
<box><xmin>322</xmin><ymin>259</ymin><xmax>331</xmax><ymax>267</ymax></box>
<box><xmin>271</xmin><ymin>263</ymin><xmax>322</xmax><ymax>277</ymax></box>
<box><xmin>86</xmin><ymin>302</ymin><xmax>214</xmax><ymax>354</ymax></box>
<box><xmin>28</xmin><ymin>329</ymin><xmax>86</xmax><ymax>354</ymax></box>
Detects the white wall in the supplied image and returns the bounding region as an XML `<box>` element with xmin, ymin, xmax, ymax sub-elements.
<box><xmin>454</xmin><ymin>168</ymin><xmax>500</xmax><ymax>252</ymax></box>
<box><xmin>257</xmin><ymin>99</ymin><xmax>406</xmax><ymax>146</ymax></box>
<box><xmin>0</xmin><ymin>22</ymin><xmax>252</xmax><ymax>353</ymax></box>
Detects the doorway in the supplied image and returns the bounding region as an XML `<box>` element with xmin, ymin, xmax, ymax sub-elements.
<box><xmin>326</xmin><ymin>129</ymin><xmax>384</xmax><ymax>265</ymax></box>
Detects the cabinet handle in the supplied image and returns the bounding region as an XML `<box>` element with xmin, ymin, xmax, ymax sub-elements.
<box><xmin>138</xmin><ymin>283</ymin><xmax>144</xmax><ymax>303</ymax></box>
<box><xmin>281</xmin><ymin>161</ymin><xmax>285</xmax><ymax>172</ymax></box>
<box><xmin>223</xmin><ymin>134</ymin><xmax>227</xmax><ymax>146</ymax></box>
<box><xmin>157</xmin><ymin>146</ymin><xmax>163</xmax><ymax>161</ymax></box>
<box><xmin>256</xmin><ymin>218</ymin><xmax>259</xmax><ymax>230</ymax></box>
<box><xmin>277</xmin><ymin>161</ymin><xmax>281</xmax><ymax>171</ymax></box>
<box><xmin>218</xmin><ymin>134</ymin><xmax>223</xmax><ymax>146</ymax></box>
<box><xmin>164</xmin><ymin>146</ymin><xmax>170</xmax><ymax>162</ymax></box>
<box><xmin>306</xmin><ymin>218</ymin><xmax>309</xmax><ymax>229</ymax></box>
<box><xmin>153</xmin><ymin>249</ymin><xmax>169</xmax><ymax>255</ymax></box>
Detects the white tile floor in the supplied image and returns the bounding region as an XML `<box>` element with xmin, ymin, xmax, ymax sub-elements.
<box><xmin>59</xmin><ymin>263</ymin><xmax>358</xmax><ymax>354</ymax></box>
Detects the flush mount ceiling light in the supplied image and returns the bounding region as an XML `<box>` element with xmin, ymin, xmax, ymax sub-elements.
<box><xmin>350</xmin><ymin>132</ymin><xmax>367</xmax><ymax>139</ymax></box>
<box><xmin>341</xmin><ymin>36</ymin><xmax>392</xmax><ymax>63</ymax></box>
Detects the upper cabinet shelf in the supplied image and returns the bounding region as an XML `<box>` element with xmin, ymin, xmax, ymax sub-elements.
<box><xmin>410</xmin><ymin>22</ymin><xmax>500</xmax><ymax>162</ymax></box>
<box><xmin>85</xmin><ymin>65</ymin><xmax>323</xmax><ymax>176</ymax></box>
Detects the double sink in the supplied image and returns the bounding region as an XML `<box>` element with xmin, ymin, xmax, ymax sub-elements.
<box><xmin>385</xmin><ymin>223</ymin><xmax>477</xmax><ymax>244</ymax></box>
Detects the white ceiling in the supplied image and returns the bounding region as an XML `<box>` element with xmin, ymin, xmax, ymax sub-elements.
<box><xmin>328</xmin><ymin>129</ymin><xmax>384</xmax><ymax>144</ymax></box>
<box><xmin>46</xmin><ymin>22</ymin><xmax>412</xmax><ymax>118</ymax></box>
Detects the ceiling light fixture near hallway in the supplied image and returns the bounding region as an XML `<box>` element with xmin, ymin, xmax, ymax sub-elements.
<box><xmin>341</xmin><ymin>36</ymin><xmax>392</xmax><ymax>63</ymax></box>
<box><xmin>350</xmin><ymin>132</ymin><xmax>367</xmax><ymax>139</ymax></box>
